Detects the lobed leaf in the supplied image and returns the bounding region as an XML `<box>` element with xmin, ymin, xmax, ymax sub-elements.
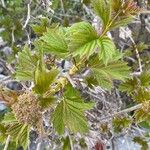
<box><xmin>52</xmin><ymin>85</ymin><xmax>94</xmax><ymax>134</ymax></box>
<box><xmin>68</xmin><ymin>22</ymin><xmax>98</xmax><ymax>58</ymax></box>
<box><xmin>91</xmin><ymin>0</ymin><xmax>111</xmax><ymax>28</ymax></box>
<box><xmin>89</xmin><ymin>56</ymin><xmax>130</xmax><ymax>90</ymax></box>
<box><xmin>15</xmin><ymin>46</ymin><xmax>38</xmax><ymax>81</ymax></box>
<box><xmin>40</xmin><ymin>28</ymin><xmax>68</xmax><ymax>56</ymax></box>
<box><xmin>97</xmin><ymin>36</ymin><xmax>116</xmax><ymax>65</ymax></box>
<box><xmin>33</xmin><ymin>60</ymin><xmax>59</xmax><ymax>94</ymax></box>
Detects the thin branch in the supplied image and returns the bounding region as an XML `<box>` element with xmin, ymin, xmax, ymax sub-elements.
<box><xmin>36</xmin><ymin>141</ymin><xmax>41</xmax><ymax>150</ymax></box>
<box><xmin>63</xmin><ymin>73</ymin><xmax>76</xmax><ymax>88</ymax></box>
<box><xmin>11</xmin><ymin>27</ymin><xmax>15</xmax><ymax>44</ymax></box>
<box><xmin>23</xmin><ymin>0</ymin><xmax>32</xmax><ymax>29</ymax></box>
<box><xmin>100</xmin><ymin>103</ymin><xmax>143</xmax><ymax>121</ymax></box>
<box><xmin>60</xmin><ymin>0</ymin><xmax>65</xmax><ymax>14</ymax></box>
<box><xmin>4</xmin><ymin>135</ymin><xmax>10</xmax><ymax>150</ymax></box>
<box><xmin>1</xmin><ymin>0</ymin><xmax>6</xmax><ymax>8</ymax></box>
<box><xmin>120</xmin><ymin>27</ymin><xmax>143</xmax><ymax>73</ymax></box>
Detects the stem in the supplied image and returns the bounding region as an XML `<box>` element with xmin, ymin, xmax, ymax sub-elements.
<box><xmin>44</xmin><ymin>57</ymin><xmax>86</xmax><ymax>98</ymax></box>
<box><xmin>23</xmin><ymin>0</ymin><xmax>32</xmax><ymax>29</ymax></box>
<box><xmin>100</xmin><ymin>102</ymin><xmax>146</xmax><ymax>121</ymax></box>
<box><xmin>120</xmin><ymin>27</ymin><xmax>143</xmax><ymax>73</ymax></box>
<box><xmin>60</xmin><ymin>0</ymin><xmax>65</xmax><ymax>14</ymax></box>
<box><xmin>36</xmin><ymin>141</ymin><xmax>41</xmax><ymax>150</ymax></box>
<box><xmin>69</xmin><ymin>134</ymin><xmax>73</xmax><ymax>150</ymax></box>
<box><xmin>1</xmin><ymin>0</ymin><xmax>6</xmax><ymax>8</ymax></box>
<box><xmin>100</xmin><ymin>11</ymin><xmax>121</xmax><ymax>37</ymax></box>
<box><xmin>4</xmin><ymin>135</ymin><xmax>10</xmax><ymax>150</ymax></box>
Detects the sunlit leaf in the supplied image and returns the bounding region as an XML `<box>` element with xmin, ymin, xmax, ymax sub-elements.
<box><xmin>52</xmin><ymin>85</ymin><xmax>94</xmax><ymax>134</ymax></box>
<box><xmin>91</xmin><ymin>0</ymin><xmax>111</xmax><ymax>27</ymax></box>
<box><xmin>97</xmin><ymin>36</ymin><xmax>116</xmax><ymax>65</ymax></box>
<box><xmin>68</xmin><ymin>22</ymin><xmax>98</xmax><ymax>58</ymax></box>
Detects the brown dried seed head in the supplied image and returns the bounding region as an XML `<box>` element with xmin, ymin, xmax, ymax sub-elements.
<box><xmin>11</xmin><ymin>92</ymin><xmax>42</xmax><ymax>126</ymax></box>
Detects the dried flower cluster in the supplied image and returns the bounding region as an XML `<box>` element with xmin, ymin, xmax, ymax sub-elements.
<box><xmin>11</xmin><ymin>92</ymin><xmax>42</xmax><ymax>126</ymax></box>
<box><xmin>122</xmin><ymin>0</ymin><xmax>140</xmax><ymax>15</ymax></box>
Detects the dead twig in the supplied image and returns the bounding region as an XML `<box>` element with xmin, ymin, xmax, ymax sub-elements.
<box><xmin>1</xmin><ymin>0</ymin><xmax>6</xmax><ymax>8</ymax></box>
<box><xmin>120</xmin><ymin>27</ymin><xmax>143</xmax><ymax>73</ymax></box>
<box><xmin>4</xmin><ymin>135</ymin><xmax>11</xmax><ymax>150</ymax></box>
<box><xmin>100</xmin><ymin>102</ymin><xmax>144</xmax><ymax>121</ymax></box>
<box><xmin>23</xmin><ymin>0</ymin><xmax>32</xmax><ymax>29</ymax></box>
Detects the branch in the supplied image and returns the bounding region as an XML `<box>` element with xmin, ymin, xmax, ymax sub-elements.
<box><xmin>120</xmin><ymin>27</ymin><xmax>143</xmax><ymax>73</ymax></box>
<box><xmin>100</xmin><ymin>103</ymin><xmax>143</xmax><ymax>121</ymax></box>
<box><xmin>60</xmin><ymin>0</ymin><xmax>65</xmax><ymax>14</ymax></box>
<box><xmin>1</xmin><ymin>0</ymin><xmax>6</xmax><ymax>8</ymax></box>
<box><xmin>4</xmin><ymin>135</ymin><xmax>10</xmax><ymax>150</ymax></box>
<box><xmin>23</xmin><ymin>0</ymin><xmax>32</xmax><ymax>29</ymax></box>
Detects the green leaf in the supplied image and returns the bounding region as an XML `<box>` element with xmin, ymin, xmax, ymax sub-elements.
<box><xmin>7</xmin><ymin>123</ymin><xmax>29</xmax><ymax>150</ymax></box>
<box><xmin>2</xmin><ymin>112</ymin><xmax>17</xmax><ymax>125</ymax></box>
<box><xmin>52</xmin><ymin>85</ymin><xmax>94</xmax><ymax>134</ymax></box>
<box><xmin>3</xmin><ymin>112</ymin><xmax>30</xmax><ymax>149</ymax></box>
<box><xmin>39</xmin><ymin>97</ymin><xmax>56</xmax><ymax>109</ymax></box>
<box><xmin>139</xmin><ymin>72</ymin><xmax>150</xmax><ymax>87</ymax></box>
<box><xmin>62</xmin><ymin>136</ymin><xmax>71</xmax><ymax>150</ymax></box>
<box><xmin>110</xmin><ymin>17</ymin><xmax>133</xmax><ymax>29</ymax></box>
<box><xmin>33</xmin><ymin>60</ymin><xmax>59</xmax><ymax>94</ymax></box>
<box><xmin>68</xmin><ymin>22</ymin><xmax>98</xmax><ymax>58</ymax></box>
<box><xmin>31</xmin><ymin>17</ymin><xmax>49</xmax><ymax>35</ymax></box>
<box><xmin>97</xmin><ymin>36</ymin><xmax>116</xmax><ymax>65</ymax></box>
<box><xmin>133</xmin><ymin>88</ymin><xmax>150</xmax><ymax>102</ymax></box>
<box><xmin>133</xmin><ymin>137</ymin><xmax>149</xmax><ymax>150</ymax></box>
<box><xmin>134</xmin><ymin>108</ymin><xmax>150</xmax><ymax>123</ymax></box>
<box><xmin>17</xmin><ymin>124</ymin><xmax>29</xmax><ymax>150</ymax></box>
<box><xmin>113</xmin><ymin>116</ymin><xmax>131</xmax><ymax>133</ymax></box>
<box><xmin>119</xmin><ymin>77</ymin><xmax>139</xmax><ymax>95</ymax></box>
<box><xmin>91</xmin><ymin>0</ymin><xmax>111</xmax><ymax>27</ymax></box>
<box><xmin>40</xmin><ymin>28</ymin><xmax>68</xmax><ymax>56</ymax></box>
<box><xmin>15</xmin><ymin>46</ymin><xmax>38</xmax><ymax>81</ymax></box>
<box><xmin>89</xmin><ymin>56</ymin><xmax>130</xmax><ymax>90</ymax></box>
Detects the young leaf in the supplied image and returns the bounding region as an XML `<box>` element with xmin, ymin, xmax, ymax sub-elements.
<box><xmin>31</xmin><ymin>17</ymin><xmax>49</xmax><ymax>35</ymax></box>
<box><xmin>40</xmin><ymin>28</ymin><xmax>68</xmax><ymax>56</ymax></box>
<box><xmin>39</xmin><ymin>97</ymin><xmax>56</xmax><ymax>109</ymax></box>
<box><xmin>33</xmin><ymin>61</ymin><xmax>59</xmax><ymax>94</ymax></box>
<box><xmin>97</xmin><ymin>36</ymin><xmax>116</xmax><ymax>65</ymax></box>
<box><xmin>7</xmin><ymin>123</ymin><xmax>29</xmax><ymax>150</ymax></box>
<box><xmin>113</xmin><ymin>116</ymin><xmax>131</xmax><ymax>133</ymax></box>
<box><xmin>68</xmin><ymin>22</ymin><xmax>98</xmax><ymax>58</ymax></box>
<box><xmin>139</xmin><ymin>72</ymin><xmax>150</xmax><ymax>87</ymax></box>
<box><xmin>110</xmin><ymin>17</ymin><xmax>133</xmax><ymax>29</ymax></box>
<box><xmin>134</xmin><ymin>107</ymin><xmax>150</xmax><ymax>123</ymax></box>
<box><xmin>89</xmin><ymin>56</ymin><xmax>130</xmax><ymax>90</ymax></box>
<box><xmin>119</xmin><ymin>77</ymin><xmax>139</xmax><ymax>95</ymax></box>
<box><xmin>52</xmin><ymin>85</ymin><xmax>94</xmax><ymax>134</ymax></box>
<box><xmin>133</xmin><ymin>88</ymin><xmax>150</xmax><ymax>103</ymax></box>
<box><xmin>133</xmin><ymin>137</ymin><xmax>149</xmax><ymax>150</ymax></box>
<box><xmin>2</xmin><ymin>112</ymin><xmax>17</xmax><ymax>125</ymax></box>
<box><xmin>91</xmin><ymin>0</ymin><xmax>111</xmax><ymax>27</ymax></box>
<box><xmin>62</xmin><ymin>136</ymin><xmax>71</xmax><ymax>150</ymax></box>
<box><xmin>3</xmin><ymin>112</ymin><xmax>30</xmax><ymax>149</ymax></box>
<box><xmin>15</xmin><ymin>46</ymin><xmax>38</xmax><ymax>81</ymax></box>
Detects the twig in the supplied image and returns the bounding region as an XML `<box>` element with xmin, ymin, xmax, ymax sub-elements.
<box><xmin>68</xmin><ymin>134</ymin><xmax>73</xmax><ymax>150</ymax></box>
<box><xmin>11</xmin><ymin>27</ymin><xmax>15</xmax><ymax>44</ymax></box>
<box><xmin>23</xmin><ymin>0</ymin><xmax>32</xmax><ymax>29</ymax></box>
<box><xmin>120</xmin><ymin>27</ymin><xmax>143</xmax><ymax>73</ymax></box>
<box><xmin>36</xmin><ymin>141</ymin><xmax>41</xmax><ymax>150</ymax></box>
<box><xmin>100</xmin><ymin>103</ymin><xmax>143</xmax><ymax>121</ymax></box>
<box><xmin>1</xmin><ymin>0</ymin><xmax>6</xmax><ymax>8</ymax></box>
<box><xmin>4</xmin><ymin>135</ymin><xmax>10</xmax><ymax>150</ymax></box>
<box><xmin>60</xmin><ymin>0</ymin><xmax>65</xmax><ymax>14</ymax></box>
<box><xmin>63</xmin><ymin>73</ymin><xmax>76</xmax><ymax>88</ymax></box>
<box><xmin>117</xmin><ymin>103</ymin><xmax>142</xmax><ymax>115</ymax></box>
